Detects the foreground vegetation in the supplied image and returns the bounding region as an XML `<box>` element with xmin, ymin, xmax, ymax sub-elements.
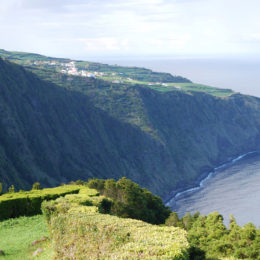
<box><xmin>1</xmin><ymin>178</ymin><xmax>260</xmax><ymax>259</ymax></box>
<box><xmin>87</xmin><ymin>177</ymin><xmax>171</xmax><ymax>224</ymax></box>
<box><xmin>166</xmin><ymin>211</ymin><xmax>260</xmax><ymax>259</ymax></box>
<box><xmin>0</xmin><ymin>178</ymin><xmax>190</xmax><ymax>259</ymax></box>
<box><xmin>50</xmin><ymin>213</ymin><xmax>188</xmax><ymax>259</ymax></box>
<box><xmin>41</xmin><ymin>180</ymin><xmax>189</xmax><ymax>259</ymax></box>
<box><xmin>0</xmin><ymin>185</ymin><xmax>80</xmax><ymax>220</ymax></box>
<box><xmin>0</xmin><ymin>215</ymin><xmax>52</xmax><ymax>259</ymax></box>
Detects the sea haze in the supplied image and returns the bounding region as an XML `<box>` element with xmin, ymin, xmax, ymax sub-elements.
<box><xmin>95</xmin><ymin>56</ymin><xmax>260</xmax><ymax>98</ymax></box>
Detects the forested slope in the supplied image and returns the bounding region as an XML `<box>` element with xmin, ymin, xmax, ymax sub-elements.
<box><xmin>1</xmin><ymin>56</ymin><xmax>260</xmax><ymax>199</ymax></box>
<box><xmin>0</xmin><ymin>59</ymin><xmax>173</xmax><ymax>192</ymax></box>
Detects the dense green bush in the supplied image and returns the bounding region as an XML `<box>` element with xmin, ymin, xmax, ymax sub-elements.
<box><xmin>166</xmin><ymin>211</ymin><xmax>260</xmax><ymax>259</ymax></box>
<box><xmin>8</xmin><ymin>185</ymin><xmax>15</xmax><ymax>193</ymax></box>
<box><xmin>32</xmin><ymin>182</ymin><xmax>41</xmax><ymax>190</ymax></box>
<box><xmin>49</xmin><ymin>213</ymin><xmax>189</xmax><ymax>260</ymax></box>
<box><xmin>87</xmin><ymin>177</ymin><xmax>171</xmax><ymax>224</ymax></box>
<box><xmin>41</xmin><ymin>186</ymin><xmax>110</xmax><ymax>223</ymax></box>
<box><xmin>0</xmin><ymin>185</ymin><xmax>81</xmax><ymax>220</ymax></box>
<box><xmin>40</xmin><ymin>182</ymin><xmax>189</xmax><ymax>259</ymax></box>
<box><xmin>41</xmin><ymin>185</ymin><xmax>189</xmax><ymax>260</ymax></box>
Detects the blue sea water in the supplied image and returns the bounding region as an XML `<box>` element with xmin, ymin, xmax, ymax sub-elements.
<box><xmin>168</xmin><ymin>152</ymin><xmax>260</xmax><ymax>227</ymax></box>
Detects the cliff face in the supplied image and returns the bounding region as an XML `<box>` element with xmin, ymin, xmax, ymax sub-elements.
<box><xmin>137</xmin><ymin>88</ymin><xmax>260</xmax><ymax>196</ymax></box>
<box><xmin>0</xmin><ymin>59</ymin><xmax>176</xmax><ymax>194</ymax></box>
<box><xmin>1</xmin><ymin>58</ymin><xmax>260</xmax><ymax>198</ymax></box>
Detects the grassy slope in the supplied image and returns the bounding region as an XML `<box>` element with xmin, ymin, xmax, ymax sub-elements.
<box><xmin>0</xmin><ymin>215</ymin><xmax>52</xmax><ymax>259</ymax></box>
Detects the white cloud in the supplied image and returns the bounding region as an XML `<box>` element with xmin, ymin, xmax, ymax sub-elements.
<box><xmin>77</xmin><ymin>37</ymin><xmax>121</xmax><ymax>52</ymax></box>
<box><xmin>0</xmin><ymin>0</ymin><xmax>260</xmax><ymax>57</ymax></box>
<box><xmin>250</xmin><ymin>34</ymin><xmax>260</xmax><ymax>41</ymax></box>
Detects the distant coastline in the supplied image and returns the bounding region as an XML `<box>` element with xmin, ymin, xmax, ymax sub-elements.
<box><xmin>99</xmin><ymin>57</ymin><xmax>260</xmax><ymax>98</ymax></box>
<box><xmin>164</xmin><ymin>150</ymin><xmax>259</xmax><ymax>206</ymax></box>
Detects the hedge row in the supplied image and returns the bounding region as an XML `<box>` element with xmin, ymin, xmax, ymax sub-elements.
<box><xmin>50</xmin><ymin>212</ymin><xmax>189</xmax><ymax>260</ymax></box>
<box><xmin>41</xmin><ymin>187</ymin><xmax>110</xmax><ymax>222</ymax></box>
<box><xmin>41</xmin><ymin>186</ymin><xmax>189</xmax><ymax>259</ymax></box>
<box><xmin>0</xmin><ymin>185</ymin><xmax>81</xmax><ymax>220</ymax></box>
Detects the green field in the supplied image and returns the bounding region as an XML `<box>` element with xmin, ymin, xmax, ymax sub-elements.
<box><xmin>100</xmin><ymin>77</ymin><xmax>234</xmax><ymax>96</ymax></box>
<box><xmin>168</xmin><ymin>83</ymin><xmax>234</xmax><ymax>97</ymax></box>
<box><xmin>140</xmin><ymin>82</ymin><xmax>233</xmax><ymax>96</ymax></box>
<box><xmin>0</xmin><ymin>215</ymin><xmax>52</xmax><ymax>259</ymax></box>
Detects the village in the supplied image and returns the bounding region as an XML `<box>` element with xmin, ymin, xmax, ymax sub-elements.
<box><xmin>33</xmin><ymin>60</ymin><xmax>101</xmax><ymax>78</ymax></box>
<box><xmin>32</xmin><ymin>60</ymin><xmax>181</xmax><ymax>89</ymax></box>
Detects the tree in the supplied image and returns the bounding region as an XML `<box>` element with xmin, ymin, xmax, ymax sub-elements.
<box><xmin>165</xmin><ymin>212</ymin><xmax>183</xmax><ymax>228</ymax></box>
<box><xmin>104</xmin><ymin>179</ymin><xmax>117</xmax><ymax>199</ymax></box>
<box><xmin>8</xmin><ymin>185</ymin><xmax>15</xmax><ymax>193</ymax></box>
<box><xmin>87</xmin><ymin>177</ymin><xmax>170</xmax><ymax>224</ymax></box>
<box><xmin>182</xmin><ymin>212</ymin><xmax>193</xmax><ymax>230</ymax></box>
<box><xmin>32</xmin><ymin>182</ymin><xmax>41</xmax><ymax>190</ymax></box>
<box><xmin>87</xmin><ymin>178</ymin><xmax>105</xmax><ymax>191</ymax></box>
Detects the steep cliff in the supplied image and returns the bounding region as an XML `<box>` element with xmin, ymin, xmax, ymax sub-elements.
<box><xmin>0</xmin><ymin>59</ymin><xmax>173</xmax><ymax>193</ymax></box>
<box><xmin>1</xmin><ymin>57</ymin><xmax>260</xmax><ymax>198</ymax></box>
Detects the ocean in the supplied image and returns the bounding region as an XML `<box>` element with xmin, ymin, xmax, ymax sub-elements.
<box><xmin>168</xmin><ymin>151</ymin><xmax>260</xmax><ymax>227</ymax></box>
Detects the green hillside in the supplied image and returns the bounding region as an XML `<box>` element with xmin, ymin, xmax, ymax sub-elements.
<box><xmin>0</xmin><ymin>54</ymin><xmax>259</xmax><ymax>199</ymax></box>
<box><xmin>0</xmin><ymin>58</ymin><xmax>178</xmax><ymax>194</ymax></box>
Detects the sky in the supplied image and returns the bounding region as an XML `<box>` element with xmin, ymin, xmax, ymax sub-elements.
<box><xmin>0</xmin><ymin>0</ymin><xmax>260</xmax><ymax>59</ymax></box>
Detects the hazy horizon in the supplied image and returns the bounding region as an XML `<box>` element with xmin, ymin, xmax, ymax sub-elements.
<box><xmin>88</xmin><ymin>55</ymin><xmax>260</xmax><ymax>98</ymax></box>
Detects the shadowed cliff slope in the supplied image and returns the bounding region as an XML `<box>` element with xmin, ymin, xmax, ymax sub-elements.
<box><xmin>0</xmin><ymin>59</ymin><xmax>174</xmax><ymax>194</ymax></box>
<box><xmin>1</xmin><ymin>57</ymin><xmax>260</xmax><ymax>198</ymax></box>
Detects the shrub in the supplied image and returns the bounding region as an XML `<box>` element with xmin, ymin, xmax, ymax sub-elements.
<box><xmin>0</xmin><ymin>185</ymin><xmax>81</xmax><ymax>220</ymax></box>
<box><xmin>40</xmin><ymin>181</ymin><xmax>189</xmax><ymax>259</ymax></box>
<box><xmin>32</xmin><ymin>182</ymin><xmax>41</xmax><ymax>190</ymax></box>
<box><xmin>41</xmin><ymin>187</ymin><xmax>111</xmax><ymax>223</ymax></box>
<box><xmin>49</xmin><ymin>213</ymin><xmax>189</xmax><ymax>259</ymax></box>
<box><xmin>87</xmin><ymin>178</ymin><xmax>105</xmax><ymax>191</ymax></box>
<box><xmin>176</xmin><ymin>212</ymin><xmax>260</xmax><ymax>259</ymax></box>
<box><xmin>87</xmin><ymin>177</ymin><xmax>171</xmax><ymax>224</ymax></box>
<box><xmin>165</xmin><ymin>212</ymin><xmax>184</xmax><ymax>228</ymax></box>
<box><xmin>69</xmin><ymin>179</ymin><xmax>86</xmax><ymax>185</ymax></box>
<box><xmin>8</xmin><ymin>185</ymin><xmax>15</xmax><ymax>193</ymax></box>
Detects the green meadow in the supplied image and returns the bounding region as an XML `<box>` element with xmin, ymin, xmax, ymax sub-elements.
<box><xmin>0</xmin><ymin>215</ymin><xmax>52</xmax><ymax>259</ymax></box>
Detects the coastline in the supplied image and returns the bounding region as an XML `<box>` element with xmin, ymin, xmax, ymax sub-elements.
<box><xmin>164</xmin><ymin>150</ymin><xmax>259</xmax><ymax>206</ymax></box>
